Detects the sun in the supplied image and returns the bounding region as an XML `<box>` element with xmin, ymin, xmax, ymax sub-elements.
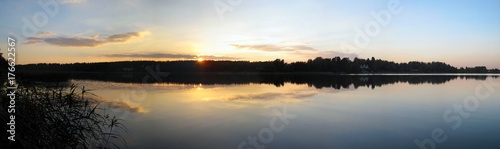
<box><xmin>197</xmin><ymin>57</ymin><xmax>204</xmax><ymax>62</ymax></box>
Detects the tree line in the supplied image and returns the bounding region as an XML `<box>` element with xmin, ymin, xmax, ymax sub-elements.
<box><xmin>11</xmin><ymin>56</ymin><xmax>500</xmax><ymax>74</ymax></box>
<box><xmin>1</xmin><ymin>54</ymin><xmax>8</xmax><ymax>70</ymax></box>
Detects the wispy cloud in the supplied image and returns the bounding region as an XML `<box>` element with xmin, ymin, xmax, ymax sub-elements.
<box><xmin>104</xmin><ymin>53</ymin><xmax>240</xmax><ymax>60</ymax></box>
<box><xmin>35</xmin><ymin>31</ymin><xmax>54</xmax><ymax>37</ymax></box>
<box><xmin>230</xmin><ymin>44</ymin><xmax>317</xmax><ymax>52</ymax></box>
<box><xmin>199</xmin><ymin>55</ymin><xmax>240</xmax><ymax>60</ymax></box>
<box><xmin>293</xmin><ymin>50</ymin><xmax>358</xmax><ymax>60</ymax></box>
<box><xmin>24</xmin><ymin>32</ymin><xmax>56</xmax><ymax>44</ymax></box>
<box><xmin>58</xmin><ymin>0</ymin><xmax>85</xmax><ymax>4</ymax></box>
<box><xmin>231</xmin><ymin>43</ymin><xmax>358</xmax><ymax>59</ymax></box>
<box><xmin>43</xmin><ymin>37</ymin><xmax>104</xmax><ymax>47</ymax></box>
<box><xmin>25</xmin><ymin>31</ymin><xmax>145</xmax><ymax>47</ymax></box>
<box><xmin>104</xmin><ymin>32</ymin><xmax>140</xmax><ymax>42</ymax></box>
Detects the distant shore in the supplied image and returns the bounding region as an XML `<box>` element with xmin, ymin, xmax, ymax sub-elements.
<box><xmin>13</xmin><ymin>70</ymin><xmax>500</xmax><ymax>75</ymax></box>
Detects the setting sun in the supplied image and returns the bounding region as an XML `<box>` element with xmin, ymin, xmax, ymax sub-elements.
<box><xmin>197</xmin><ymin>57</ymin><xmax>204</xmax><ymax>62</ymax></box>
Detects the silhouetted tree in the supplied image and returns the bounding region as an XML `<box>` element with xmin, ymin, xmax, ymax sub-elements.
<box><xmin>18</xmin><ymin>56</ymin><xmax>497</xmax><ymax>74</ymax></box>
<box><xmin>0</xmin><ymin>52</ymin><xmax>8</xmax><ymax>72</ymax></box>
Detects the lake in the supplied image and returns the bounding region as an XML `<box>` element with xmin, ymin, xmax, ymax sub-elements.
<box><xmin>38</xmin><ymin>74</ymin><xmax>500</xmax><ymax>148</ymax></box>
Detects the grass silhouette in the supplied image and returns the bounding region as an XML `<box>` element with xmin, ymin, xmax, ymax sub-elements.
<box><xmin>1</xmin><ymin>81</ymin><xmax>127</xmax><ymax>148</ymax></box>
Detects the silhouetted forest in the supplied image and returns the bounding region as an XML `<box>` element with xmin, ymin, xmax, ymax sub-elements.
<box><xmin>15</xmin><ymin>57</ymin><xmax>500</xmax><ymax>73</ymax></box>
<box><xmin>5</xmin><ymin>54</ymin><xmax>500</xmax><ymax>89</ymax></box>
<box><xmin>1</xmin><ymin>54</ymin><xmax>8</xmax><ymax>69</ymax></box>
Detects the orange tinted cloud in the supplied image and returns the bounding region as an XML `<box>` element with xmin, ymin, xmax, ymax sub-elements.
<box><xmin>25</xmin><ymin>31</ymin><xmax>145</xmax><ymax>47</ymax></box>
<box><xmin>104</xmin><ymin>53</ymin><xmax>240</xmax><ymax>60</ymax></box>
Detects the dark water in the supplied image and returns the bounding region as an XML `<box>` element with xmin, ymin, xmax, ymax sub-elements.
<box><xmin>27</xmin><ymin>74</ymin><xmax>500</xmax><ymax>148</ymax></box>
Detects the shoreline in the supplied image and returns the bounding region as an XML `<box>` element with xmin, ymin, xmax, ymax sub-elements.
<box><xmin>13</xmin><ymin>70</ymin><xmax>500</xmax><ymax>75</ymax></box>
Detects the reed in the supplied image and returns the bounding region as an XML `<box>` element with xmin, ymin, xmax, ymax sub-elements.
<box><xmin>1</xmin><ymin>82</ymin><xmax>127</xmax><ymax>148</ymax></box>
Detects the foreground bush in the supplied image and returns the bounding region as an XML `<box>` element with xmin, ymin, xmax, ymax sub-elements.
<box><xmin>0</xmin><ymin>82</ymin><xmax>127</xmax><ymax>148</ymax></box>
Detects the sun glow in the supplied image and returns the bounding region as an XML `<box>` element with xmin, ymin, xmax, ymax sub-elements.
<box><xmin>197</xmin><ymin>57</ymin><xmax>204</xmax><ymax>62</ymax></box>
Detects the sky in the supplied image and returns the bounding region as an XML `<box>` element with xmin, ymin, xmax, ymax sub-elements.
<box><xmin>0</xmin><ymin>0</ymin><xmax>499</xmax><ymax>68</ymax></box>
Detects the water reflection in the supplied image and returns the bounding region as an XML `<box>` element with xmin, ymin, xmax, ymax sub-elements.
<box><xmin>26</xmin><ymin>74</ymin><xmax>499</xmax><ymax>113</ymax></box>
<box><xmin>21</xmin><ymin>73</ymin><xmax>497</xmax><ymax>88</ymax></box>
<box><xmin>16</xmin><ymin>74</ymin><xmax>500</xmax><ymax>149</ymax></box>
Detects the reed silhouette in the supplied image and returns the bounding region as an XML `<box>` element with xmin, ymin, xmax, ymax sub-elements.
<box><xmin>0</xmin><ymin>81</ymin><xmax>127</xmax><ymax>148</ymax></box>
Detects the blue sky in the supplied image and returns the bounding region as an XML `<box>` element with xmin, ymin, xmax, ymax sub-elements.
<box><xmin>0</xmin><ymin>0</ymin><xmax>499</xmax><ymax>68</ymax></box>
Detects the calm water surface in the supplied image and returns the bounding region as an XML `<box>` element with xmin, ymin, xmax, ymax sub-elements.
<box><xmin>69</xmin><ymin>75</ymin><xmax>500</xmax><ymax>149</ymax></box>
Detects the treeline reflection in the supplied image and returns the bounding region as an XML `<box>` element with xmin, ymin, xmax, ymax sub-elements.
<box><xmin>18</xmin><ymin>72</ymin><xmax>499</xmax><ymax>89</ymax></box>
